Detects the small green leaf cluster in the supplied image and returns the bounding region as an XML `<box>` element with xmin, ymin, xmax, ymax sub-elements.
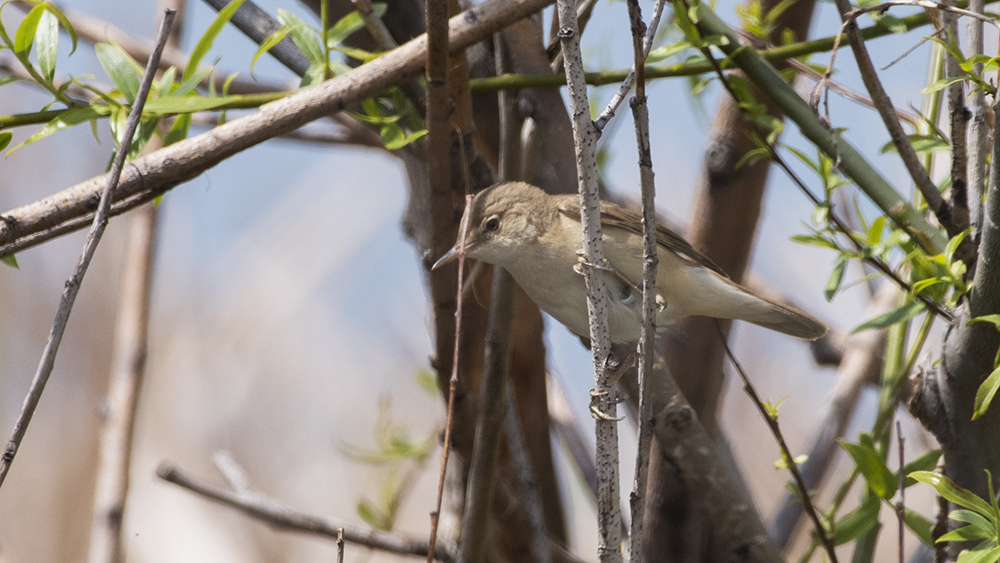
<box><xmin>339</xmin><ymin>391</ymin><xmax>437</xmax><ymax>532</ymax></box>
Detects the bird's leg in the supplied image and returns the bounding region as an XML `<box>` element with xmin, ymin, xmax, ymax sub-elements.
<box><xmin>573</xmin><ymin>250</ymin><xmax>643</xmax><ymax>295</ymax></box>
<box><xmin>587</xmin><ymin>353</ymin><xmax>633</xmax><ymax>421</ymax></box>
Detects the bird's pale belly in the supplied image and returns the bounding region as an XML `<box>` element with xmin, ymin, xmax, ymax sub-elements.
<box><xmin>506</xmin><ymin>259</ymin><xmax>648</xmax><ymax>343</ymax></box>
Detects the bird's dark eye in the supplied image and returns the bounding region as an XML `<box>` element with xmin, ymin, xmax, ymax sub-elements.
<box><xmin>485</xmin><ymin>216</ymin><xmax>501</xmax><ymax>232</ymax></box>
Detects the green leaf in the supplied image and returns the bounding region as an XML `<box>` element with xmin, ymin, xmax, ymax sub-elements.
<box><xmin>904</xmin><ymin>509</ymin><xmax>935</xmax><ymax>545</ymax></box>
<box><xmin>922</xmin><ymin>76</ymin><xmax>968</xmax><ymax>95</ymax></box>
<box><xmin>910</xmin><ymin>471</ymin><xmax>996</xmax><ymax>516</ymax></box>
<box><xmin>278</xmin><ymin>10</ymin><xmax>324</xmax><ymax>65</ymax></box>
<box><xmin>250</xmin><ymin>27</ymin><xmax>291</xmax><ymax>74</ymax></box>
<box><xmin>647</xmin><ymin>40</ymin><xmax>691</xmax><ymax>63</ymax></box>
<box><xmin>40</xmin><ymin>3</ymin><xmax>76</xmax><ymax>54</ymax></box>
<box><xmin>185</xmin><ymin>0</ymin><xmax>246</xmax><ymax>82</ymax></box>
<box><xmin>0</xmin><ymin>254</ymin><xmax>18</xmax><ymax>269</ymax></box>
<box><xmin>301</xmin><ymin>61</ymin><xmax>327</xmax><ymax>87</ymax></box>
<box><xmin>326</xmin><ymin>9</ymin><xmax>368</xmax><ymax>47</ymax></box>
<box><xmin>825</xmin><ymin>256</ymin><xmax>847</xmax><ymax>301</ymax></box>
<box><xmin>840</xmin><ymin>439</ymin><xmax>897</xmax><ymax>499</ymax></box>
<box><xmin>13</xmin><ymin>4</ymin><xmax>45</xmax><ymax>58</ymax></box>
<box><xmin>880</xmin><ymin>134</ymin><xmax>949</xmax><ymax>155</ymax></box>
<box><xmin>8</xmin><ymin>105</ymin><xmax>111</xmax><ymax>154</ymax></box>
<box><xmin>143</xmin><ymin>94</ymin><xmax>242</xmax><ymax>113</ymax></box>
<box><xmin>382</xmin><ymin>126</ymin><xmax>426</xmax><ymax>150</ymax></box>
<box><xmin>95</xmin><ymin>42</ymin><xmax>143</xmax><ymax>103</ymax></box>
<box><xmin>0</xmin><ymin>131</ymin><xmax>11</xmax><ymax>152</ymax></box>
<box><xmin>157</xmin><ymin>66</ymin><xmax>177</xmax><ymax>96</ymax></box>
<box><xmin>969</xmin><ymin>315</ymin><xmax>1000</xmax><ymax>331</ymax></box>
<box><xmin>163</xmin><ymin>112</ymin><xmax>191</xmax><ymax>146</ymax></box>
<box><xmin>939</xmin><ymin>524</ymin><xmax>995</xmax><ymax>543</ymax></box>
<box><xmin>851</xmin><ymin>301</ymin><xmax>925</xmax><ymax>333</ymax></box>
<box><xmin>973</xmin><ymin>366</ymin><xmax>1000</xmax><ymax>420</ymax></box>
<box><xmin>35</xmin><ymin>9</ymin><xmax>58</xmax><ymax>82</ymax></box>
<box><xmin>950</xmin><ymin>509</ymin><xmax>996</xmax><ymax>535</ymax></box>
<box><xmin>332</xmin><ymin>44</ymin><xmax>379</xmax><ymax>63</ymax></box>
<box><xmin>831</xmin><ymin>495</ymin><xmax>881</xmax><ymax>545</ymax></box>
<box><xmin>955</xmin><ymin>546</ymin><xmax>1000</xmax><ymax>563</ymax></box>
<box><xmin>903</xmin><ymin>450</ymin><xmax>943</xmax><ymax>487</ymax></box>
<box><xmin>790</xmin><ymin>234</ymin><xmax>839</xmax><ymax>250</ymax></box>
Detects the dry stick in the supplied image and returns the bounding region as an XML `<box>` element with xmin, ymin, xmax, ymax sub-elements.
<box><xmin>896</xmin><ymin>421</ymin><xmax>905</xmax><ymax>563</ymax></box>
<box><xmin>427</xmin><ymin>197</ymin><xmax>472</xmax><ymax>563</ymax></box>
<box><xmin>593</xmin><ymin>0</ymin><xmax>665</xmax><ymax>132</ymax></box>
<box><xmin>0</xmin><ymin>0</ymin><xmax>555</xmax><ymax>257</ymax></box>
<box><xmin>967</xmin><ymin>0</ymin><xmax>988</xmax><ymax>237</ymax></box>
<box><xmin>337</xmin><ymin>529</ymin><xmax>345</xmax><ymax>563</ymax></box>
<box><xmin>623</xmin><ymin>0</ymin><xmax>656</xmax><ymax>560</ymax></box>
<box><xmin>0</xmin><ymin>9</ymin><xmax>174</xmax><ymax>490</ymax></box>
<box><xmin>714</xmin><ymin>324</ymin><xmax>839</xmax><ymax>563</ymax></box>
<box><xmin>830</xmin><ymin>0</ymin><xmax>966</xmax><ymax>241</ymax></box>
<box><xmin>155</xmin><ymin>463</ymin><xmax>453</xmax><ymax>562</ymax></box>
<box><xmin>202</xmin><ymin>0</ymin><xmax>310</xmax><ymax>75</ymax></box>
<box><xmin>86</xmin><ymin>4</ymin><xmax>183</xmax><ymax>562</ymax></box>
<box><xmin>555</xmin><ymin>0</ymin><xmax>623</xmax><ymax>560</ymax></box>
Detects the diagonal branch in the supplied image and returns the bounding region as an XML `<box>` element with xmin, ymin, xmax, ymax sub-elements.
<box><xmin>156</xmin><ymin>462</ymin><xmax>454</xmax><ymax>562</ymax></box>
<box><xmin>0</xmin><ymin>0</ymin><xmax>555</xmax><ymax>259</ymax></box>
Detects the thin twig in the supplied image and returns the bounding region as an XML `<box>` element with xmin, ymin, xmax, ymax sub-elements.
<box><xmin>896</xmin><ymin>421</ymin><xmax>906</xmax><ymax>563</ymax></box>
<box><xmin>156</xmin><ymin>463</ymin><xmax>453</xmax><ymax>562</ymax></box>
<box><xmin>0</xmin><ymin>9</ymin><xmax>175</xmax><ymax>490</ymax></box>
<box><xmin>427</xmin><ymin>196</ymin><xmax>472</xmax><ymax>563</ymax></box>
<box><xmin>623</xmin><ymin>0</ymin><xmax>657</xmax><ymax>560</ymax></box>
<box><xmin>337</xmin><ymin>528</ymin><xmax>345</xmax><ymax>563</ymax></box>
<box><xmin>555</xmin><ymin>0</ymin><xmax>623</xmax><ymax>559</ymax></box>
<box><xmin>714</xmin><ymin>323</ymin><xmax>839</xmax><ymax>563</ymax></box>
<box><xmin>593</xmin><ymin>0</ymin><xmax>665</xmax><ymax>132</ymax></box>
<box><xmin>352</xmin><ymin>0</ymin><xmax>398</xmax><ymax>50</ymax></box>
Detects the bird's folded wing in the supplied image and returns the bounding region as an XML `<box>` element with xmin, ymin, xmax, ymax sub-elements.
<box><xmin>555</xmin><ymin>198</ymin><xmax>728</xmax><ymax>278</ymax></box>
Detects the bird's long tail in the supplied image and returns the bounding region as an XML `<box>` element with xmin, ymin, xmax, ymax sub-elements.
<box><xmin>694</xmin><ymin>273</ymin><xmax>828</xmax><ymax>340</ymax></box>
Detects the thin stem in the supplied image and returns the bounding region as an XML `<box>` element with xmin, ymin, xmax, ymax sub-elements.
<box><xmin>715</xmin><ymin>324</ymin><xmax>839</xmax><ymax>563</ymax></box>
<box><xmin>0</xmin><ymin>8</ymin><xmax>175</xmax><ymax>490</ymax></box>
<box><xmin>426</xmin><ymin>196</ymin><xmax>473</xmax><ymax>563</ymax></box>
<box><xmin>156</xmin><ymin>463</ymin><xmax>453</xmax><ymax>561</ymax></box>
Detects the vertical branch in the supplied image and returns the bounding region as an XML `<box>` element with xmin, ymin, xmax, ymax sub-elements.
<box><xmin>554</xmin><ymin>0</ymin><xmax>622</xmax><ymax>560</ymax></box>
<box><xmin>966</xmin><ymin>0</ymin><xmax>988</xmax><ymax>236</ymax></box>
<box><xmin>86</xmin><ymin>5</ymin><xmax>184</xmax><ymax>562</ymax></box>
<box><xmin>943</xmin><ymin>0</ymin><xmax>971</xmax><ymax>237</ymax></box>
<box><xmin>423</xmin><ymin>0</ymin><xmax>454</xmax><ymax>556</ymax></box>
<box><xmin>623</xmin><ymin>0</ymin><xmax>656</xmax><ymax>561</ymax></box>
<box><xmin>0</xmin><ymin>9</ymin><xmax>175</xmax><ymax>490</ymax></box>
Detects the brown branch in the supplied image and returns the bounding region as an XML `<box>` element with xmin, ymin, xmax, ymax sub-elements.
<box><xmin>967</xmin><ymin>0</ymin><xmax>989</xmax><ymax>236</ymax></box>
<box><xmin>352</xmin><ymin>0</ymin><xmax>398</xmax><ymax>50</ymax></box>
<box><xmin>0</xmin><ymin>0</ymin><xmax>557</xmax><ymax>258</ymax></box>
<box><xmin>623</xmin><ymin>0</ymin><xmax>657</xmax><ymax>560</ymax></box>
<box><xmin>942</xmin><ymin>1</ymin><xmax>972</xmax><ymax>249</ymax></box>
<box><xmin>0</xmin><ymin>9</ymin><xmax>175</xmax><ymax>490</ymax></box>
<box><xmin>155</xmin><ymin>463</ymin><xmax>454</xmax><ymax>562</ymax></box>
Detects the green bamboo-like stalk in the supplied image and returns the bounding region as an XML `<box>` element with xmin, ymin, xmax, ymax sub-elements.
<box><xmin>693</xmin><ymin>4</ymin><xmax>947</xmax><ymax>254</ymax></box>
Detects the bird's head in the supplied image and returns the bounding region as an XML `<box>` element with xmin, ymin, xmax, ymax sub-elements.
<box><xmin>433</xmin><ymin>182</ymin><xmax>557</xmax><ymax>270</ymax></box>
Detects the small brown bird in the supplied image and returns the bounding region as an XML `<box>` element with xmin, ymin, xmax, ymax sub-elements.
<box><xmin>434</xmin><ymin>182</ymin><xmax>827</xmax><ymax>344</ymax></box>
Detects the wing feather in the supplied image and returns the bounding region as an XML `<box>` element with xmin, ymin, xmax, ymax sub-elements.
<box><xmin>555</xmin><ymin>196</ymin><xmax>728</xmax><ymax>277</ymax></box>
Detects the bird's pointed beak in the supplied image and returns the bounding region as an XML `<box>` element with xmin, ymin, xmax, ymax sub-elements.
<box><xmin>432</xmin><ymin>240</ymin><xmax>478</xmax><ymax>270</ymax></box>
<box><xmin>432</xmin><ymin>246</ymin><xmax>459</xmax><ymax>270</ymax></box>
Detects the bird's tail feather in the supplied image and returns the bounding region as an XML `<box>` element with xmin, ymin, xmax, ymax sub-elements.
<box><xmin>697</xmin><ymin>275</ymin><xmax>828</xmax><ymax>340</ymax></box>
